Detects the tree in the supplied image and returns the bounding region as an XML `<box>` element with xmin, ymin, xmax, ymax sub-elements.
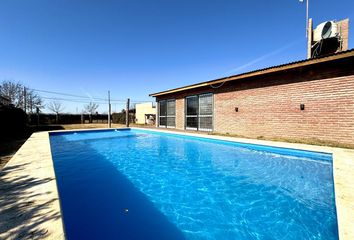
<box><xmin>0</xmin><ymin>80</ymin><xmax>43</xmax><ymax>112</ymax></box>
<box><xmin>0</xmin><ymin>81</ymin><xmax>23</xmax><ymax>108</ymax></box>
<box><xmin>84</xmin><ymin>102</ymin><xmax>99</xmax><ymax>123</ymax></box>
<box><xmin>47</xmin><ymin>101</ymin><xmax>64</xmax><ymax>123</ymax></box>
<box><xmin>25</xmin><ymin>90</ymin><xmax>43</xmax><ymax>114</ymax></box>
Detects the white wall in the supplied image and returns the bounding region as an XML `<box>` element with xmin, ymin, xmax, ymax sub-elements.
<box><xmin>135</xmin><ymin>102</ymin><xmax>156</xmax><ymax>124</ymax></box>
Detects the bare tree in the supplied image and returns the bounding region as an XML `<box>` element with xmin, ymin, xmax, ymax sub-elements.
<box><xmin>0</xmin><ymin>81</ymin><xmax>24</xmax><ymax>108</ymax></box>
<box><xmin>47</xmin><ymin>101</ymin><xmax>64</xmax><ymax>123</ymax></box>
<box><xmin>0</xmin><ymin>80</ymin><xmax>43</xmax><ymax>112</ymax></box>
<box><xmin>84</xmin><ymin>102</ymin><xmax>99</xmax><ymax>123</ymax></box>
<box><xmin>26</xmin><ymin>90</ymin><xmax>43</xmax><ymax>113</ymax></box>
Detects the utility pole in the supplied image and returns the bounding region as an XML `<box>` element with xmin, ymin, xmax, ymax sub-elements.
<box><xmin>126</xmin><ymin>98</ymin><xmax>130</xmax><ymax>127</ymax></box>
<box><xmin>108</xmin><ymin>91</ymin><xmax>111</xmax><ymax>128</ymax></box>
<box><xmin>299</xmin><ymin>0</ymin><xmax>309</xmax><ymax>38</ymax></box>
<box><xmin>23</xmin><ymin>87</ymin><xmax>27</xmax><ymax>113</ymax></box>
<box><xmin>36</xmin><ymin>107</ymin><xmax>40</xmax><ymax>126</ymax></box>
<box><xmin>30</xmin><ymin>95</ymin><xmax>33</xmax><ymax>114</ymax></box>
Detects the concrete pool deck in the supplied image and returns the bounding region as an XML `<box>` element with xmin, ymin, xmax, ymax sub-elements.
<box><xmin>0</xmin><ymin>132</ymin><xmax>65</xmax><ymax>240</ymax></box>
<box><xmin>1</xmin><ymin>127</ymin><xmax>353</xmax><ymax>239</ymax></box>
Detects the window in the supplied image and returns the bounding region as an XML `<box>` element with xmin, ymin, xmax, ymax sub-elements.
<box><xmin>159</xmin><ymin>99</ymin><xmax>175</xmax><ymax>128</ymax></box>
<box><xmin>186</xmin><ymin>96</ymin><xmax>198</xmax><ymax>130</ymax></box>
<box><xmin>198</xmin><ymin>94</ymin><xmax>213</xmax><ymax>131</ymax></box>
<box><xmin>185</xmin><ymin>93</ymin><xmax>213</xmax><ymax>131</ymax></box>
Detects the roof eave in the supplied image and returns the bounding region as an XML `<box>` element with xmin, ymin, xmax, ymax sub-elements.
<box><xmin>149</xmin><ymin>50</ymin><xmax>354</xmax><ymax>97</ymax></box>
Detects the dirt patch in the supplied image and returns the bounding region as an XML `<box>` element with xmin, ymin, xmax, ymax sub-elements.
<box><xmin>0</xmin><ymin>139</ymin><xmax>27</xmax><ymax>169</ymax></box>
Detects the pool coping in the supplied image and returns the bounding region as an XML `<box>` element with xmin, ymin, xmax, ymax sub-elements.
<box><xmin>1</xmin><ymin>127</ymin><xmax>353</xmax><ymax>239</ymax></box>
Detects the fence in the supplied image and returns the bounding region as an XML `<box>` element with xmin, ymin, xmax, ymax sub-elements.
<box><xmin>28</xmin><ymin>112</ymin><xmax>136</xmax><ymax>125</ymax></box>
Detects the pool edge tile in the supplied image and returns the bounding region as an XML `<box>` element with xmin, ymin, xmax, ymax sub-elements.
<box><xmin>332</xmin><ymin>149</ymin><xmax>354</xmax><ymax>240</ymax></box>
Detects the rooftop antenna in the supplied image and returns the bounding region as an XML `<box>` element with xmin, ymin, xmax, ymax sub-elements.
<box><xmin>299</xmin><ymin>0</ymin><xmax>309</xmax><ymax>38</ymax></box>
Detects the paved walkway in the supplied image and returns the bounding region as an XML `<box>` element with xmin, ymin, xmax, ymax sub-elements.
<box><xmin>0</xmin><ymin>132</ymin><xmax>64</xmax><ymax>240</ymax></box>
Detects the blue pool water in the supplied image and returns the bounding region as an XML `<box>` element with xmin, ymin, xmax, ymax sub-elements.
<box><xmin>50</xmin><ymin>129</ymin><xmax>338</xmax><ymax>240</ymax></box>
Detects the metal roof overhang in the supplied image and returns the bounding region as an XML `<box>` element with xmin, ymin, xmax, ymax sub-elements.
<box><xmin>149</xmin><ymin>50</ymin><xmax>354</xmax><ymax>97</ymax></box>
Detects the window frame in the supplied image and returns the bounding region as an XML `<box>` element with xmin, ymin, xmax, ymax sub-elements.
<box><xmin>198</xmin><ymin>93</ymin><xmax>213</xmax><ymax>132</ymax></box>
<box><xmin>185</xmin><ymin>95</ymin><xmax>198</xmax><ymax>131</ymax></box>
<box><xmin>158</xmin><ymin>99</ymin><xmax>176</xmax><ymax>128</ymax></box>
<box><xmin>185</xmin><ymin>93</ymin><xmax>213</xmax><ymax>132</ymax></box>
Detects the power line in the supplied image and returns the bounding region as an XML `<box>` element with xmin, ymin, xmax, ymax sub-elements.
<box><xmin>30</xmin><ymin>88</ymin><xmax>147</xmax><ymax>103</ymax></box>
<box><xmin>29</xmin><ymin>88</ymin><xmax>105</xmax><ymax>100</ymax></box>
<box><xmin>41</xmin><ymin>96</ymin><xmax>109</xmax><ymax>104</ymax></box>
<box><xmin>41</xmin><ymin>96</ymin><xmax>143</xmax><ymax>104</ymax></box>
<box><xmin>41</xmin><ymin>96</ymin><xmax>125</xmax><ymax>103</ymax></box>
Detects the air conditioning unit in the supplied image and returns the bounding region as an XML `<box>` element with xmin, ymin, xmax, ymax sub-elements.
<box><xmin>313</xmin><ymin>21</ymin><xmax>338</xmax><ymax>42</ymax></box>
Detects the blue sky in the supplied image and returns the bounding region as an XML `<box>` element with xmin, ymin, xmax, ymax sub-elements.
<box><xmin>0</xmin><ymin>0</ymin><xmax>353</xmax><ymax>113</ymax></box>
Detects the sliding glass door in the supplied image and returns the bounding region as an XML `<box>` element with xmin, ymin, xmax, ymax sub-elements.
<box><xmin>198</xmin><ymin>94</ymin><xmax>213</xmax><ymax>131</ymax></box>
<box><xmin>186</xmin><ymin>96</ymin><xmax>198</xmax><ymax>130</ymax></box>
<box><xmin>166</xmin><ymin>100</ymin><xmax>176</xmax><ymax>128</ymax></box>
<box><xmin>159</xmin><ymin>99</ymin><xmax>175</xmax><ymax>128</ymax></box>
<box><xmin>159</xmin><ymin>100</ymin><xmax>167</xmax><ymax>127</ymax></box>
<box><xmin>185</xmin><ymin>93</ymin><xmax>213</xmax><ymax>131</ymax></box>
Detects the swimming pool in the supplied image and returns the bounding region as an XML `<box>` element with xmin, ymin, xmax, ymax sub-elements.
<box><xmin>50</xmin><ymin>129</ymin><xmax>338</xmax><ymax>240</ymax></box>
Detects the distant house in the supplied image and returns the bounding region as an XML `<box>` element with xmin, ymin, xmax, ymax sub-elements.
<box><xmin>135</xmin><ymin>102</ymin><xmax>156</xmax><ymax>124</ymax></box>
<box><xmin>150</xmin><ymin>50</ymin><xmax>354</xmax><ymax>145</ymax></box>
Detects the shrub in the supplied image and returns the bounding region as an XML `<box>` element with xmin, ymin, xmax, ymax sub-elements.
<box><xmin>0</xmin><ymin>105</ymin><xmax>27</xmax><ymax>138</ymax></box>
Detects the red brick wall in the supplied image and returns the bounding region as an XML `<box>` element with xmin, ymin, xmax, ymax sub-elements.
<box><xmin>156</xmin><ymin>57</ymin><xmax>354</xmax><ymax>145</ymax></box>
<box><xmin>214</xmin><ymin>74</ymin><xmax>354</xmax><ymax>145</ymax></box>
<box><xmin>175</xmin><ymin>98</ymin><xmax>184</xmax><ymax>129</ymax></box>
<box><xmin>338</xmin><ymin>19</ymin><xmax>349</xmax><ymax>51</ymax></box>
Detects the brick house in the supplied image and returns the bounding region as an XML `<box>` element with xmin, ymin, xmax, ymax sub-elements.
<box><xmin>150</xmin><ymin>50</ymin><xmax>354</xmax><ymax>145</ymax></box>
